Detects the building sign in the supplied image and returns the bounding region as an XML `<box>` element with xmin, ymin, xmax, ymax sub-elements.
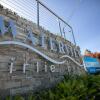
<box><xmin>0</xmin><ymin>16</ymin><xmax>83</xmax><ymax>73</ymax></box>
<box><xmin>0</xmin><ymin>4</ymin><xmax>87</xmax><ymax>96</ymax></box>
<box><xmin>83</xmin><ymin>56</ymin><xmax>100</xmax><ymax>73</ymax></box>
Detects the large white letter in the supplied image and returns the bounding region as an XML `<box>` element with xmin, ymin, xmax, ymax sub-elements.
<box><xmin>50</xmin><ymin>65</ymin><xmax>56</xmax><ymax>72</ymax></box>
<box><xmin>25</xmin><ymin>30</ymin><xmax>36</xmax><ymax>45</ymax></box>
<box><xmin>9</xmin><ymin>57</ymin><xmax>15</xmax><ymax>74</ymax></box>
<box><xmin>23</xmin><ymin>63</ymin><xmax>29</xmax><ymax>73</ymax></box>
<box><xmin>40</xmin><ymin>33</ymin><xmax>46</xmax><ymax>49</ymax></box>
<box><xmin>0</xmin><ymin>16</ymin><xmax>17</xmax><ymax>38</ymax></box>
<box><xmin>58</xmin><ymin>41</ymin><xmax>65</xmax><ymax>54</ymax></box>
<box><xmin>49</xmin><ymin>37</ymin><xmax>57</xmax><ymax>52</ymax></box>
<box><xmin>36</xmin><ymin>62</ymin><xmax>39</xmax><ymax>73</ymax></box>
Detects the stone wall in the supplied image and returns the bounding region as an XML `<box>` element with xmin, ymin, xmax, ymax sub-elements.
<box><xmin>0</xmin><ymin>5</ymin><xmax>86</xmax><ymax>96</ymax></box>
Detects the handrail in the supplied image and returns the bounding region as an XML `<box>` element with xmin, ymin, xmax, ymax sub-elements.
<box><xmin>0</xmin><ymin>41</ymin><xmax>82</xmax><ymax>66</ymax></box>
<box><xmin>36</xmin><ymin>0</ymin><xmax>72</xmax><ymax>29</ymax></box>
<box><xmin>35</xmin><ymin>0</ymin><xmax>76</xmax><ymax>46</ymax></box>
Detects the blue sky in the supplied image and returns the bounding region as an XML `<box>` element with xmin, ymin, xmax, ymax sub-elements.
<box><xmin>41</xmin><ymin>0</ymin><xmax>100</xmax><ymax>54</ymax></box>
<box><xmin>0</xmin><ymin>0</ymin><xmax>100</xmax><ymax>54</ymax></box>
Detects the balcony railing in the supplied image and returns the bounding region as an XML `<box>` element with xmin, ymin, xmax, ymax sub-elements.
<box><xmin>0</xmin><ymin>0</ymin><xmax>76</xmax><ymax>45</ymax></box>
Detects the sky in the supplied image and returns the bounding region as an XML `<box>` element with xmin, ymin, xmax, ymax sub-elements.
<box><xmin>0</xmin><ymin>0</ymin><xmax>100</xmax><ymax>54</ymax></box>
<box><xmin>41</xmin><ymin>0</ymin><xmax>100</xmax><ymax>54</ymax></box>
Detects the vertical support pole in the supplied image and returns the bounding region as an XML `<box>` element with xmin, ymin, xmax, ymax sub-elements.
<box><xmin>71</xmin><ymin>28</ymin><xmax>76</xmax><ymax>46</ymax></box>
<box><xmin>58</xmin><ymin>18</ymin><xmax>63</xmax><ymax>37</ymax></box>
<box><xmin>63</xmin><ymin>27</ymin><xmax>65</xmax><ymax>38</ymax></box>
<box><xmin>37</xmin><ymin>0</ymin><xmax>39</xmax><ymax>28</ymax></box>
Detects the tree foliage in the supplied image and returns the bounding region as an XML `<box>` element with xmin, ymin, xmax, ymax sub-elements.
<box><xmin>4</xmin><ymin>75</ymin><xmax>100</xmax><ymax>100</ymax></box>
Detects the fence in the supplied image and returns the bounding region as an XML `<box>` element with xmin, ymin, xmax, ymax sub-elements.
<box><xmin>0</xmin><ymin>0</ymin><xmax>76</xmax><ymax>45</ymax></box>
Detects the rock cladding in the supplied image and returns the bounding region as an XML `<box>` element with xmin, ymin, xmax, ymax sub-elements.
<box><xmin>0</xmin><ymin>5</ymin><xmax>85</xmax><ymax>96</ymax></box>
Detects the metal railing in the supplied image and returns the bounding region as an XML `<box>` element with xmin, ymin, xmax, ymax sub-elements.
<box><xmin>0</xmin><ymin>0</ymin><xmax>76</xmax><ymax>45</ymax></box>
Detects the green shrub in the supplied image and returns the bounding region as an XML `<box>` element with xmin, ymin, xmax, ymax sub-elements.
<box><xmin>5</xmin><ymin>96</ymin><xmax>11</xmax><ymax>100</ymax></box>
<box><xmin>4</xmin><ymin>75</ymin><xmax>100</xmax><ymax>100</ymax></box>
<box><xmin>14</xmin><ymin>95</ymin><xmax>24</xmax><ymax>100</ymax></box>
<box><xmin>28</xmin><ymin>94</ymin><xmax>35</xmax><ymax>100</ymax></box>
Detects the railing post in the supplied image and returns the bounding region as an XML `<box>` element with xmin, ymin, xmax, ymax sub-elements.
<box><xmin>71</xmin><ymin>28</ymin><xmax>76</xmax><ymax>46</ymax></box>
<box><xmin>63</xmin><ymin>27</ymin><xmax>66</xmax><ymax>40</ymax></box>
<box><xmin>36</xmin><ymin>0</ymin><xmax>77</xmax><ymax>46</ymax></box>
<box><xmin>36</xmin><ymin>0</ymin><xmax>39</xmax><ymax>28</ymax></box>
<box><xmin>58</xmin><ymin>18</ymin><xmax>63</xmax><ymax>37</ymax></box>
